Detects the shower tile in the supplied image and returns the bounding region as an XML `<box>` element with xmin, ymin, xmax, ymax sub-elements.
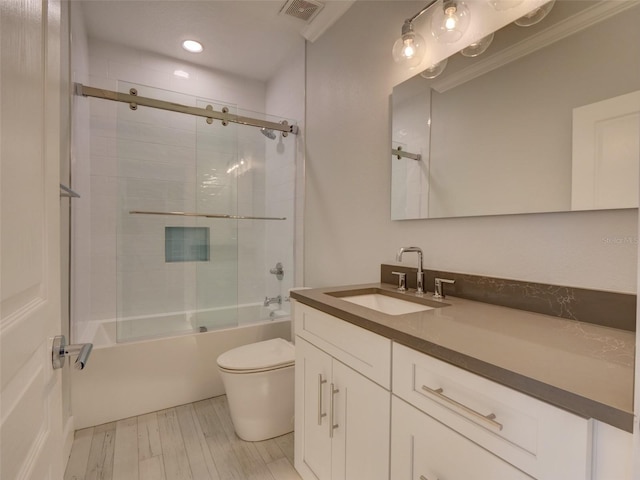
<box><xmin>91</xmin><ymin>154</ymin><xmax>118</xmax><ymax>177</ymax></box>
<box><xmin>90</xmin><ymin>256</ymin><xmax>117</xmax><ymax>321</ymax></box>
<box><xmin>89</xmin><ymin>96</ymin><xmax>117</xmax><ymax>120</ymax></box>
<box><xmin>90</xmin><ymin>114</ymin><xmax>117</xmax><ymax>139</ymax></box>
<box><xmin>117</xmin><ymin>254</ymin><xmax>165</xmax><ymax>273</ymax></box>
<box><xmin>87</xmin><ymin>73</ymin><xmax>117</xmax><ymax>91</ymax></box>
<box><xmin>108</xmin><ymin>61</ymin><xmax>173</xmax><ymax>92</ymax></box>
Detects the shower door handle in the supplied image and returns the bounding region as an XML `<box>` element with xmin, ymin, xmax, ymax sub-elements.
<box><xmin>52</xmin><ymin>335</ymin><xmax>93</xmax><ymax>370</ymax></box>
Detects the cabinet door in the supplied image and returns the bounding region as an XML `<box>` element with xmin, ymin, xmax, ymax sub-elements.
<box><xmin>391</xmin><ymin>398</ymin><xmax>533</xmax><ymax>480</ymax></box>
<box><xmin>332</xmin><ymin>360</ymin><xmax>390</xmax><ymax>480</ymax></box>
<box><xmin>296</xmin><ymin>338</ymin><xmax>333</xmax><ymax>480</ymax></box>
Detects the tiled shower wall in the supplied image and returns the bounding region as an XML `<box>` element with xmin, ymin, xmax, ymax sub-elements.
<box><xmin>71</xmin><ymin>7</ymin><xmax>303</xmax><ymax>341</ymax></box>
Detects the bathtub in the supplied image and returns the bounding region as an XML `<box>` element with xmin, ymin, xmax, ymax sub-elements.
<box><xmin>76</xmin><ymin>303</ymin><xmax>291</xmax><ymax>347</ymax></box>
<box><xmin>70</xmin><ymin>305</ymin><xmax>293</xmax><ymax>429</ymax></box>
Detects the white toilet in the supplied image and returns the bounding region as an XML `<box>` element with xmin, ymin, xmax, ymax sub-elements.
<box><xmin>217</xmin><ymin>337</ymin><xmax>295</xmax><ymax>441</ymax></box>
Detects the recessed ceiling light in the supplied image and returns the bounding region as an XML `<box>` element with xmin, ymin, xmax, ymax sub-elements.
<box><xmin>182</xmin><ymin>40</ymin><xmax>203</xmax><ymax>53</ymax></box>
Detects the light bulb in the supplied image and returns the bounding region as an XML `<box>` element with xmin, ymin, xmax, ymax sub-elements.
<box><xmin>431</xmin><ymin>1</ymin><xmax>470</xmax><ymax>44</ymax></box>
<box><xmin>420</xmin><ymin>58</ymin><xmax>448</xmax><ymax>79</ymax></box>
<box><xmin>403</xmin><ymin>39</ymin><xmax>416</xmax><ymax>58</ymax></box>
<box><xmin>487</xmin><ymin>0</ymin><xmax>524</xmax><ymax>11</ymax></box>
<box><xmin>460</xmin><ymin>32</ymin><xmax>494</xmax><ymax>57</ymax></box>
<box><xmin>444</xmin><ymin>7</ymin><xmax>458</xmax><ymax>30</ymax></box>
<box><xmin>515</xmin><ymin>0</ymin><xmax>555</xmax><ymax>27</ymax></box>
<box><xmin>392</xmin><ymin>21</ymin><xmax>426</xmax><ymax>69</ymax></box>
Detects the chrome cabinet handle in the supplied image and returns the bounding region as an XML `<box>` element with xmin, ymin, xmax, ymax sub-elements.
<box><xmin>329</xmin><ymin>383</ymin><xmax>339</xmax><ymax>438</ymax></box>
<box><xmin>317</xmin><ymin>374</ymin><xmax>327</xmax><ymax>425</ymax></box>
<box><xmin>421</xmin><ymin>385</ymin><xmax>503</xmax><ymax>431</ymax></box>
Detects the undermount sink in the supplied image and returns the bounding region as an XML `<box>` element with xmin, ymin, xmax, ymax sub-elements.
<box><xmin>337</xmin><ymin>292</ymin><xmax>436</xmax><ymax>315</ymax></box>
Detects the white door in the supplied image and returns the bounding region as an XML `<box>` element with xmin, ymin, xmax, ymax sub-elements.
<box><xmin>1</xmin><ymin>0</ymin><xmax>65</xmax><ymax>478</ymax></box>
<box><xmin>571</xmin><ymin>90</ymin><xmax>640</xmax><ymax>210</ymax></box>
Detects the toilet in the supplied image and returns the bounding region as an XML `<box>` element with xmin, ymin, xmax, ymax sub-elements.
<box><xmin>217</xmin><ymin>337</ymin><xmax>295</xmax><ymax>441</ymax></box>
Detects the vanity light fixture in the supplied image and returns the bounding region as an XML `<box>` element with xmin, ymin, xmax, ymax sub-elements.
<box><xmin>392</xmin><ymin>19</ymin><xmax>427</xmax><ymax>68</ymax></box>
<box><xmin>182</xmin><ymin>39</ymin><xmax>203</xmax><ymax>53</ymax></box>
<box><xmin>431</xmin><ymin>0</ymin><xmax>471</xmax><ymax>44</ymax></box>
<box><xmin>514</xmin><ymin>0</ymin><xmax>555</xmax><ymax>27</ymax></box>
<box><xmin>420</xmin><ymin>58</ymin><xmax>448</xmax><ymax>79</ymax></box>
<box><xmin>460</xmin><ymin>32</ymin><xmax>494</xmax><ymax>57</ymax></box>
<box><xmin>487</xmin><ymin>0</ymin><xmax>524</xmax><ymax>11</ymax></box>
<box><xmin>392</xmin><ymin>0</ymin><xmax>439</xmax><ymax>68</ymax></box>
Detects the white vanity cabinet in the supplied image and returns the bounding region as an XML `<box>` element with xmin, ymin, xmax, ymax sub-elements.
<box><xmin>292</xmin><ymin>300</ymin><xmax>632</xmax><ymax>480</ymax></box>
<box><xmin>294</xmin><ymin>302</ymin><xmax>392</xmax><ymax>480</ymax></box>
<box><xmin>392</xmin><ymin>343</ymin><xmax>592</xmax><ymax>480</ymax></box>
<box><xmin>392</xmin><ymin>396</ymin><xmax>533</xmax><ymax>480</ymax></box>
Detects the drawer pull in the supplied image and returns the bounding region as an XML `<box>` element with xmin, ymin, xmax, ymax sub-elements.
<box><xmin>421</xmin><ymin>385</ymin><xmax>503</xmax><ymax>431</ymax></box>
<box><xmin>329</xmin><ymin>383</ymin><xmax>339</xmax><ymax>438</ymax></box>
<box><xmin>318</xmin><ymin>374</ymin><xmax>327</xmax><ymax>425</ymax></box>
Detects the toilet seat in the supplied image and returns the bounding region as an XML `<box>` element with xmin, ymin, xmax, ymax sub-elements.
<box><xmin>217</xmin><ymin>338</ymin><xmax>295</xmax><ymax>374</ymax></box>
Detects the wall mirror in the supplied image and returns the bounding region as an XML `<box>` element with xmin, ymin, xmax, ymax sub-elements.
<box><xmin>391</xmin><ymin>1</ymin><xmax>640</xmax><ymax>220</ymax></box>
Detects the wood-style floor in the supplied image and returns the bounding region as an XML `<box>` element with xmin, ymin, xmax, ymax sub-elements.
<box><xmin>64</xmin><ymin>395</ymin><xmax>302</xmax><ymax>480</ymax></box>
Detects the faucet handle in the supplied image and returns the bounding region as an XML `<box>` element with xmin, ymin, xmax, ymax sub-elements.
<box><xmin>433</xmin><ymin>278</ymin><xmax>455</xmax><ymax>299</ymax></box>
<box><xmin>391</xmin><ymin>271</ymin><xmax>407</xmax><ymax>292</ymax></box>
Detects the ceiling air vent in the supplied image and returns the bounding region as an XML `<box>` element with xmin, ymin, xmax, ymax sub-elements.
<box><xmin>280</xmin><ymin>0</ymin><xmax>324</xmax><ymax>23</ymax></box>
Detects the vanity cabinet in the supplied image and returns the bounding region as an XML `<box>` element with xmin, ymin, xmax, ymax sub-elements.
<box><xmin>294</xmin><ymin>303</ymin><xmax>391</xmax><ymax>480</ymax></box>
<box><xmin>293</xmin><ymin>301</ymin><xmax>632</xmax><ymax>480</ymax></box>
<box><xmin>392</xmin><ymin>397</ymin><xmax>533</xmax><ymax>480</ymax></box>
<box><xmin>392</xmin><ymin>343</ymin><xmax>592</xmax><ymax>479</ymax></box>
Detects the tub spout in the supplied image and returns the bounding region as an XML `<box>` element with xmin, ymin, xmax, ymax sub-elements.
<box><xmin>264</xmin><ymin>295</ymin><xmax>282</xmax><ymax>307</ymax></box>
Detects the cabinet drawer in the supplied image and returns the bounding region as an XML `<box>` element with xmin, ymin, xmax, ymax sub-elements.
<box><xmin>294</xmin><ymin>301</ymin><xmax>391</xmax><ymax>388</ymax></box>
<box><xmin>392</xmin><ymin>343</ymin><xmax>592</xmax><ymax>479</ymax></box>
<box><xmin>391</xmin><ymin>397</ymin><xmax>533</xmax><ymax>480</ymax></box>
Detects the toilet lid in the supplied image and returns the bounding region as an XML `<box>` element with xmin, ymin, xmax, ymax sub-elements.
<box><xmin>217</xmin><ymin>338</ymin><xmax>295</xmax><ymax>371</ymax></box>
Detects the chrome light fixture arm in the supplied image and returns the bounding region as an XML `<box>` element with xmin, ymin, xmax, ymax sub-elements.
<box><xmin>406</xmin><ymin>0</ymin><xmax>440</xmax><ymax>25</ymax></box>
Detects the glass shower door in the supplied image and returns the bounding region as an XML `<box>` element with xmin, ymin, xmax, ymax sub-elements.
<box><xmin>115</xmin><ymin>82</ymin><xmax>239</xmax><ymax>342</ymax></box>
<box><xmin>192</xmin><ymin>97</ymin><xmax>240</xmax><ymax>331</ymax></box>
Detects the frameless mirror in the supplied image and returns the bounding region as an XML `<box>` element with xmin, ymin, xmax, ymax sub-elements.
<box><xmin>391</xmin><ymin>1</ymin><xmax>640</xmax><ymax>220</ymax></box>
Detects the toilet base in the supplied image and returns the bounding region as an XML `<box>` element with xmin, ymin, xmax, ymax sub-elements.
<box><xmin>220</xmin><ymin>365</ymin><xmax>295</xmax><ymax>442</ymax></box>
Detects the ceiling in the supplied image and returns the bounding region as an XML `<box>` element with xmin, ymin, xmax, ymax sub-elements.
<box><xmin>80</xmin><ymin>0</ymin><xmax>354</xmax><ymax>82</ymax></box>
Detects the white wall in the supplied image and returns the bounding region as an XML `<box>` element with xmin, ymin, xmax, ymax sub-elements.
<box><xmin>304</xmin><ymin>1</ymin><xmax>637</xmax><ymax>294</ymax></box>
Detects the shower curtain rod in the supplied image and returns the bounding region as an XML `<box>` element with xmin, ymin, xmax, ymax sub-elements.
<box><xmin>75</xmin><ymin>83</ymin><xmax>299</xmax><ymax>135</ymax></box>
<box><xmin>130</xmin><ymin>210</ymin><xmax>286</xmax><ymax>221</ymax></box>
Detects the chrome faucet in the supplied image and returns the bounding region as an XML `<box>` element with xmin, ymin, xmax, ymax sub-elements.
<box><xmin>264</xmin><ymin>295</ymin><xmax>282</xmax><ymax>307</ymax></box>
<box><xmin>396</xmin><ymin>247</ymin><xmax>424</xmax><ymax>295</ymax></box>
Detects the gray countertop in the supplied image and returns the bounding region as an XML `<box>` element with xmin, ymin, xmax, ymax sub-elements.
<box><xmin>290</xmin><ymin>283</ymin><xmax>635</xmax><ymax>432</ymax></box>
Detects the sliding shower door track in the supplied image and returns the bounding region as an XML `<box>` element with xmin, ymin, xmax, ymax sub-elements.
<box><xmin>75</xmin><ymin>83</ymin><xmax>299</xmax><ymax>135</ymax></box>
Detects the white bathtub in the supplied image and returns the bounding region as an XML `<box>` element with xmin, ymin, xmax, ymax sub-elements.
<box><xmin>76</xmin><ymin>303</ymin><xmax>291</xmax><ymax>347</ymax></box>
<box><xmin>71</xmin><ymin>306</ymin><xmax>292</xmax><ymax>429</ymax></box>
